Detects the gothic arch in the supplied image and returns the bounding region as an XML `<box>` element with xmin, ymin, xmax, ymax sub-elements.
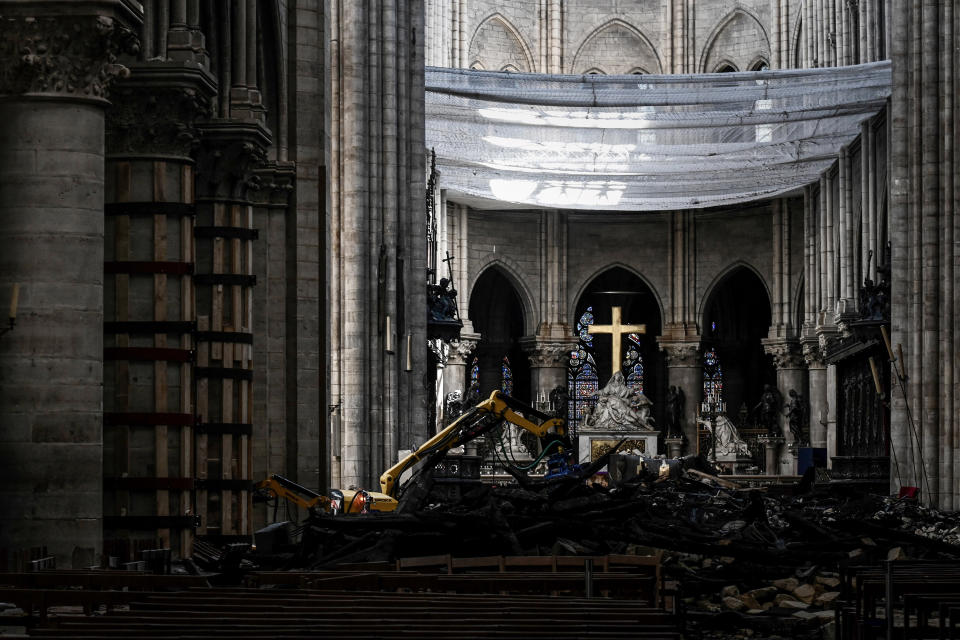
<box><xmin>470</xmin><ymin>258</ymin><xmax>538</xmax><ymax>336</ymax></box>
<box><xmin>467</xmin><ymin>13</ymin><xmax>535</xmax><ymax>74</ymax></box>
<box><xmin>569</xmin><ymin>263</ymin><xmax>665</xmax><ymax>330</ymax></box>
<box><xmin>571</xmin><ymin>19</ymin><xmax>663</xmax><ymax>75</ymax></box>
<box><xmin>793</xmin><ymin>274</ymin><xmax>806</xmax><ymax>335</ymax></box>
<box><xmin>712</xmin><ymin>59</ymin><xmax>740</xmax><ymax>73</ymax></box>
<box><xmin>258</xmin><ymin>0</ymin><xmax>287</xmax><ymax>160</ymax></box>
<box><xmin>699</xmin><ymin>7</ymin><xmax>771</xmax><ymax>74</ymax></box>
<box><xmin>469</xmin><ymin>264</ymin><xmax>533</xmax><ymax>401</ymax></box>
<box><xmin>698</xmin><ymin>261</ymin><xmax>771</xmax><ymax>331</ymax></box>
<box><xmin>792</xmin><ymin>12</ymin><xmax>804</xmax><ymax>68</ymax></box>
<box><xmin>698</xmin><ymin>264</ymin><xmax>775</xmax><ymax>420</ymax></box>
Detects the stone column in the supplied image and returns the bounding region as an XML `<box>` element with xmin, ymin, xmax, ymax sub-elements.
<box><xmin>520</xmin><ymin>336</ymin><xmax>578</xmax><ymax>410</ymax></box>
<box><xmin>763</xmin><ymin>340</ymin><xmax>807</xmax><ymax>475</ymax></box>
<box><xmin>326</xmin><ymin>0</ymin><xmax>427</xmax><ymax>488</ymax></box>
<box><xmin>193</xmin><ymin>120</ymin><xmax>270</xmax><ymax>538</ymax></box>
<box><xmin>803</xmin><ymin>340</ymin><xmax>829</xmax><ymax>450</ymax></box>
<box><xmin>166</xmin><ymin>0</ymin><xmax>208</xmax><ymax>65</ymax></box>
<box><xmin>0</xmin><ymin>4</ymin><xmax>140</xmax><ymax>569</ymax></box>
<box><xmin>442</xmin><ymin>333</ymin><xmax>480</xmax><ymax>413</ymax></box>
<box><xmin>249</xmin><ymin>162</ymin><xmax>295</xmax><ymax>531</ymax></box>
<box><xmin>102</xmin><ymin>62</ymin><xmax>215</xmax><ymax>559</ymax></box>
<box><xmin>658</xmin><ymin>340</ymin><xmax>702</xmax><ymax>452</ymax></box>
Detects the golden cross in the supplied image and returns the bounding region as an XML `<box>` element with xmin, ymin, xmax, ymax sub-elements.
<box><xmin>587</xmin><ymin>306</ymin><xmax>646</xmax><ymax>378</ymax></box>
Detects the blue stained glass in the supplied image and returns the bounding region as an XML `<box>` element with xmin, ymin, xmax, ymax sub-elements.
<box><xmin>470</xmin><ymin>357</ymin><xmax>479</xmax><ymax>387</ymax></box>
<box><xmin>501</xmin><ymin>356</ymin><xmax>513</xmax><ymax>395</ymax></box>
<box><xmin>626</xmin><ymin>359</ymin><xmax>644</xmax><ymax>394</ymax></box>
<box><xmin>577</xmin><ymin>307</ymin><xmax>595</xmax><ymax>345</ymax></box>
<box><xmin>702</xmin><ymin>347</ymin><xmax>723</xmax><ymax>402</ymax></box>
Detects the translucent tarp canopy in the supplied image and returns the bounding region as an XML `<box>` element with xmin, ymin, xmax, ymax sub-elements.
<box><xmin>425</xmin><ymin>62</ymin><xmax>891</xmax><ymax>211</ymax></box>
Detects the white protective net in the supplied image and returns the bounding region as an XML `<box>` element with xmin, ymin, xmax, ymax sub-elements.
<box><xmin>425</xmin><ymin>62</ymin><xmax>891</xmax><ymax>211</ymax></box>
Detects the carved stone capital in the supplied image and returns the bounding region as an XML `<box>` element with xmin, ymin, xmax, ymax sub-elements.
<box><xmin>801</xmin><ymin>338</ymin><xmax>826</xmax><ymax>367</ymax></box>
<box><xmin>196</xmin><ymin>120</ymin><xmax>272</xmax><ymax>201</ymax></box>
<box><xmin>815</xmin><ymin>324</ymin><xmax>841</xmax><ymax>361</ymax></box>
<box><xmin>659</xmin><ymin>340</ymin><xmax>702</xmax><ymax>367</ymax></box>
<box><xmin>0</xmin><ymin>11</ymin><xmax>140</xmax><ymax>101</ymax></box>
<box><xmin>762</xmin><ymin>339</ymin><xmax>804</xmax><ymax>370</ymax></box>
<box><xmin>250</xmin><ymin>162</ymin><xmax>297</xmax><ymax>208</ymax></box>
<box><xmin>106</xmin><ymin>62</ymin><xmax>216</xmax><ymax>159</ymax></box>
<box><xmin>446</xmin><ymin>332</ymin><xmax>480</xmax><ymax>366</ymax></box>
<box><xmin>519</xmin><ymin>336</ymin><xmax>578</xmax><ymax>369</ymax></box>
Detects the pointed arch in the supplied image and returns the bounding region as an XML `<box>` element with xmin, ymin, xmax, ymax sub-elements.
<box><xmin>698</xmin><ymin>261</ymin><xmax>771</xmax><ymax>330</ymax></box>
<box><xmin>571</xmin><ymin>19</ymin><xmax>663</xmax><ymax>75</ymax></box>
<box><xmin>470</xmin><ymin>258</ymin><xmax>538</xmax><ymax>337</ymax></box>
<box><xmin>469</xmin><ymin>264</ymin><xmax>533</xmax><ymax>402</ymax></box>
<box><xmin>467</xmin><ymin>13</ymin><xmax>535</xmax><ymax>73</ymax></box>
<box><xmin>699</xmin><ymin>7</ymin><xmax>771</xmax><ymax>74</ymax></box>
<box><xmin>258</xmin><ymin>0</ymin><xmax>287</xmax><ymax>160</ymax></box>
<box><xmin>792</xmin><ymin>11</ymin><xmax>805</xmax><ymax>68</ymax></box>
<box><xmin>569</xmin><ymin>263</ymin><xmax>665</xmax><ymax>330</ymax></box>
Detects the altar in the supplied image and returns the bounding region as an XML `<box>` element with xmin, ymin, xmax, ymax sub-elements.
<box><xmin>577</xmin><ymin>430</ymin><xmax>660</xmax><ymax>464</ymax></box>
<box><xmin>574</xmin><ymin>370</ymin><xmax>659</xmax><ymax>465</ymax></box>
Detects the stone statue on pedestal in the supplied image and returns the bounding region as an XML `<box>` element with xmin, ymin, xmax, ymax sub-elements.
<box><xmin>584</xmin><ymin>371</ymin><xmax>656</xmax><ymax>431</ymax></box>
<box><xmin>785</xmin><ymin>389</ymin><xmax>807</xmax><ymax>446</ymax></box>
<box><xmin>697</xmin><ymin>414</ymin><xmax>752</xmax><ymax>459</ymax></box>
<box><xmin>755</xmin><ymin>384</ymin><xmax>782</xmax><ymax>436</ymax></box>
<box><xmin>665</xmin><ymin>385</ymin><xmax>684</xmax><ymax>438</ymax></box>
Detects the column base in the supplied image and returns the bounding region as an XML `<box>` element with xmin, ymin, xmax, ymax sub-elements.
<box><xmin>663</xmin><ymin>437</ymin><xmax>685</xmax><ymax>459</ymax></box>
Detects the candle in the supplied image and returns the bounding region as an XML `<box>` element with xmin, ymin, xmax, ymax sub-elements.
<box><xmin>385</xmin><ymin>315</ymin><xmax>393</xmax><ymax>353</ymax></box>
<box><xmin>880</xmin><ymin>325</ymin><xmax>895</xmax><ymax>361</ymax></box>
<box><xmin>9</xmin><ymin>283</ymin><xmax>19</xmax><ymax>319</ymax></box>
<box><xmin>405</xmin><ymin>334</ymin><xmax>412</xmax><ymax>371</ymax></box>
<box><xmin>868</xmin><ymin>356</ymin><xmax>883</xmax><ymax>395</ymax></box>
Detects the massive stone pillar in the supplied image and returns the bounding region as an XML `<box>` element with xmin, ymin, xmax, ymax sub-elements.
<box><xmin>102</xmin><ymin>62</ymin><xmax>215</xmax><ymax>559</ymax></box>
<box><xmin>764</xmin><ymin>341</ymin><xmax>807</xmax><ymax>474</ymax></box>
<box><xmin>889</xmin><ymin>0</ymin><xmax>958</xmax><ymax>507</ymax></box>
<box><xmin>249</xmin><ymin>162</ymin><xmax>295</xmax><ymax>531</ymax></box>
<box><xmin>0</xmin><ymin>3</ymin><xmax>140</xmax><ymax>569</ymax></box>
<box><xmin>193</xmin><ymin>121</ymin><xmax>269</xmax><ymax>538</ymax></box>
<box><xmin>327</xmin><ymin>0</ymin><xmax>427</xmax><ymax>488</ymax></box>
<box><xmin>803</xmin><ymin>344</ymin><xmax>829</xmax><ymax>450</ymax></box>
<box><xmin>520</xmin><ymin>337</ymin><xmax>578</xmax><ymax>409</ymax></box>
<box><xmin>659</xmin><ymin>341</ymin><xmax>702</xmax><ymax>451</ymax></box>
<box><xmin>443</xmin><ymin>333</ymin><xmax>480</xmax><ymax>410</ymax></box>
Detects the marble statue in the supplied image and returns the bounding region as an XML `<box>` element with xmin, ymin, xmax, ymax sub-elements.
<box><xmin>584</xmin><ymin>371</ymin><xmax>656</xmax><ymax>431</ymax></box>
<box><xmin>697</xmin><ymin>414</ymin><xmax>752</xmax><ymax>459</ymax></box>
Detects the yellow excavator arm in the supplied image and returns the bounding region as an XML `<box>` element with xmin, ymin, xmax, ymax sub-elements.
<box><xmin>257</xmin><ymin>391</ymin><xmax>569</xmax><ymax>517</ymax></box>
<box><xmin>379</xmin><ymin>390</ymin><xmax>568</xmax><ymax>498</ymax></box>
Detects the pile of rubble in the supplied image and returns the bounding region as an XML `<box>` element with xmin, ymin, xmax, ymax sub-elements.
<box><xmin>233</xmin><ymin>456</ymin><xmax>960</xmax><ymax>639</ymax></box>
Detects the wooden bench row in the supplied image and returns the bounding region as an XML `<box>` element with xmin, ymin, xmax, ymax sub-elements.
<box><xmin>320</xmin><ymin>552</ymin><xmax>661</xmax><ymax>574</ymax></box>
<box><xmin>0</xmin><ymin>571</ymin><xmax>209</xmax><ymax>590</ymax></box>
<box><xmin>838</xmin><ymin>561</ymin><xmax>960</xmax><ymax>640</ymax></box>
<box><xmin>24</xmin><ymin>588</ymin><xmax>681</xmax><ymax>639</ymax></box>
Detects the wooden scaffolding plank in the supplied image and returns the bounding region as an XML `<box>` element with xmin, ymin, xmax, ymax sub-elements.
<box><xmin>221</xmin><ymin>340</ymin><xmax>234</xmax><ymax>535</ymax></box>
<box><xmin>211</xmin><ymin>203</ymin><xmax>224</xmax><ymax>360</ymax></box>
<box><xmin>180</xmin><ymin>164</ymin><xmax>194</xmax><ymax>558</ymax></box>
<box><xmin>196</xmin><ymin>315</ymin><xmax>210</xmax><ymax>537</ymax></box>
<box><xmin>153</xmin><ymin>162</ymin><xmax>171</xmax><ymax>550</ymax></box>
<box><xmin>113</xmin><ymin>161</ymin><xmax>132</xmax><ymax>524</ymax></box>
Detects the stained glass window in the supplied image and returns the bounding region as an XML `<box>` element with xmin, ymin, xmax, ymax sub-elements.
<box><xmin>501</xmin><ymin>356</ymin><xmax>513</xmax><ymax>395</ymax></box>
<box><xmin>624</xmin><ymin>335</ymin><xmax>644</xmax><ymax>394</ymax></box>
<box><xmin>469</xmin><ymin>356</ymin><xmax>479</xmax><ymax>387</ymax></box>
<box><xmin>702</xmin><ymin>347</ymin><xmax>723</xmax><ymax>404</ymax></box>
<box><xmin>567</xmin><ymin>307</ymin><xmax>600</xmax><ymax>432</ymax></box>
